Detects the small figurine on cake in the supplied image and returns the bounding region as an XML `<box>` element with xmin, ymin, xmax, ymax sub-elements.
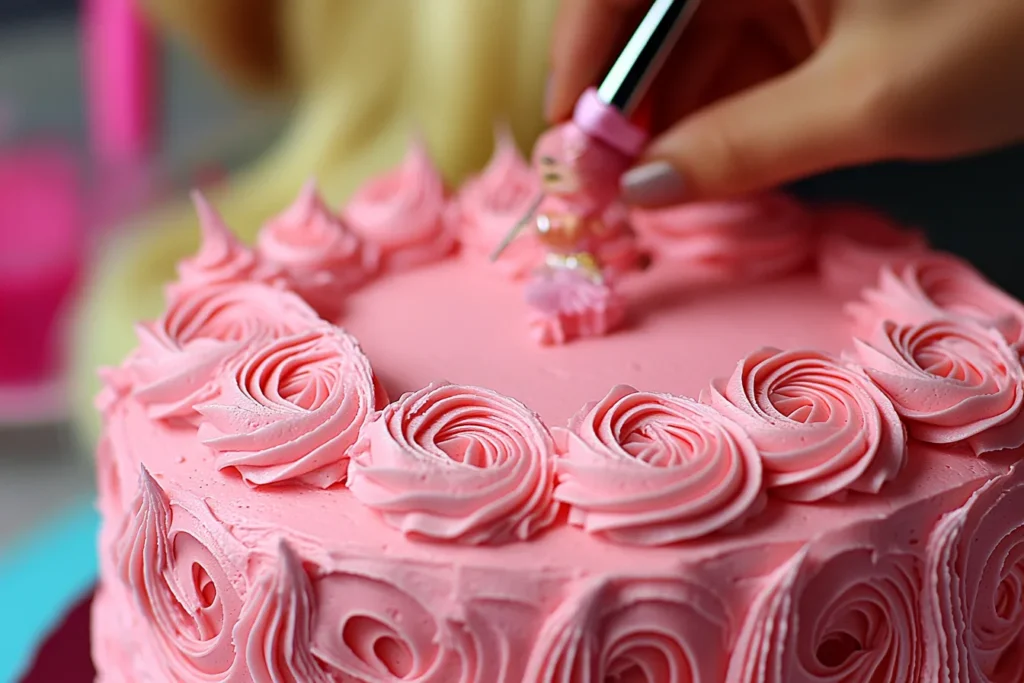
<box><xmin>489</xmin><ymin>0</ymin><xmax>698</xmax><ymax>345</ymax></box>
<box><xmin>530</xmin><ymin>123</ymin><xmax>642</xmax><ymax>283</ymax></box>
<box><xmin>513</xmin><ymin>120</ymin><xmax>641</xmax><ymax>345</ymax></box>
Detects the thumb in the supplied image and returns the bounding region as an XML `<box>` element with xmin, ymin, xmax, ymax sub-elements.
<box><xmin>621</xmin><ymin>47</ymin><xmax>885</xmax><ymax>206</ymax></box>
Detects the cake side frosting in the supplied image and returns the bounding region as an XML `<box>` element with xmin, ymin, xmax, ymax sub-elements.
<box><xmin>92</xmin><ymin>142</ymin><xmax>1024</xmax><ymax>682</ymax></box>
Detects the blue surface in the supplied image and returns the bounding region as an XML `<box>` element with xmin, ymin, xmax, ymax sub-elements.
<box><xmin>0</xmin><ymin>499</ymin><xmax>98</xmax><ymax>682</ymax></box>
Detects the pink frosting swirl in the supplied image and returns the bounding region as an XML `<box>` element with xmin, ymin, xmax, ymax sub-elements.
<box><xmin>196</xmin><ymin>326</ymin><xmax>383</xmax><ymax>488</ymax></box>
<box><xmin>173</xmin><ymin>192</ymin><xmax>269</xmax><ymax>292</ymax></box>
<box><xmin>630</xmin><ymin>193</ymin><xmax>815</xmax><ymax>282</ymax></box>
<box><xmin>854</xmin><ymin>319</ymin><xmax>1024</xmax><ymax>455</ymax></box>
<box><xmin>727</xmin><ymin>542</ymin><xmax>925</xmax><ymax>682</ymax></box>
<box><xmin>555</xmin><ymin>385</ymin><xmax>765</xmax><ymax>545</ymax></box>
<box><xmin>129</xmin><ymin>282</ymin><xmax>321</xmax><ymax>421</ymax></box>
<box><xmin>342</xmin><ymin>141</ymin><xmax>454</xmax><ymax>272</ymax></box>
<box><xmin>816</xmin><ymin>205</ymin><xmax>929</xmax><ymax>298</ymax></box>
<box><xmin>311</xmin><ymin>565</ymin><xmax>467</xmax><ymax>681</ymax></box>
<box><xmin>233</xmin><ymin>541</ymin><xmax>330</xmax><ymax>683</ymax></box>
<box><xmin>702</xmin><ymin>348</ymin><xmax>906</xmax><ymax>502</ymax></box>
<box><xmin>116</xmin><ymin>467</ymin><xmax>247</xmax><ymax>681</ymax></box>
<box><xmin>524</xmin><ymin>268</ymin><xmax>626</xmax><ymax>346</ymax></box>
<box><xmin>347</xmin><ymin>382</ymin><xmax>559</xmax><ymax>544</ymax></box>
<box><xmin>923</xmin><ymin>464</ymin><xmax>1024</xmax><ymax>683</ymax></box>
<box><xmin>848</xmin><ymin>254</ymin><xmax>1024</xmax><ymax>352</ymax></box>
<box><xmin>524</xmin><ymin>576</ymin><xmax>732</xmax><ymax>682</ymax></box>
<box><xmin>257</xmin><ymin>180</ymin><xmax>377</xmax><ymax>319</ymax></box>
<box><xmin>452</xmin><ymin>129</ymin><xmax>544</xmax><ymax>278</ymax></box>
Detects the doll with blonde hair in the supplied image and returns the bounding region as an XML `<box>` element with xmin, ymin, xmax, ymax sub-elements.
<box><xmin>73</xmin><ymin>0</ymin><xmax>558</xmax><ymax>439</ymax></box>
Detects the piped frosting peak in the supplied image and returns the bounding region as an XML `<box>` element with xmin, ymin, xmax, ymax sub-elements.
<box><xmin>343</xmin><ymin>140</ymin><xmax>455</xmax><ymax>272</ymax></box>
<box><xmin>257</xmin><ymin>179</ymin><xmax>377</xmax><ymax>319</ymax></box>
<box><xmin>129</xmin><ymin>282</ymin><xmax>321</xmax><ymax>422</ymax></box>
<box><xmin>453</xmin><ymin>129</ymin><xmax>544</xmax><ymax>279</ymax></box>
<box><xmin>173</xmin><ymin>192</ymin><xmax>270</xmax><ymax>292</ymax></box>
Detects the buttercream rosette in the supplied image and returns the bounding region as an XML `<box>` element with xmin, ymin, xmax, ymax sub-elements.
<box><xmin>196</xmin><ymin>326</ymin><xmax>383</xmax><ymax>488</ymax></box>
<box><xmin>233</xmin><ymin>541</ymin><xmax>330</xmax><ymax>683</ymax></box>
<box><xmin>347</xmin><ymin>381</ymin><xmax>559</xmax><ymax>545</ymax></box>
<box><xmin>815</xmin><ymin>205</ymin><xmax>929</xmax><ymax>299</ymax></box>
<box><xmin>726</xmin><ymin>540</ymin><xmax>925</xmax><ymax>682</ymax></box>
<box><xmin>554</xmin><ymin>385</ymin><xmax>765</xmax><ymax>545</ymax></box>
<box><xmin>524</xmin><ymin>576</ymin><xmax>732</xmax><ymax>683</ymax></box>
<box><xmin>117</xmin><ymin>467</ymin><xmax>248</xmax><ymax>681</ymax></box>
<box><xmin>129</xmin><ymin>282</ymin><xmax>322</xmax><ymax>422</ymax></box>
<box><xmin>171</xmin><ymin>192</ymin><xmax>273</xmax><ymax>294</ymax></box>
<box><xmin>848</xmin><ymin>253</ymin><xmax>1024</xmax><ymax>352</ymax></box>
<box><xmin>923</xmin><ymin>464</ymin><xmax>1024</xmax><ymax>683</ymax></box>
<box><xmin>452</xmin><ymin>129</ymin><xmax>543</xmax><ymax>278</ymax></box>
<box><xmin>701</xmin><ymin>348</ymin><xmax>906</xmax><ymax>502</ymax></box>
<box><xmin>310</xmin><ymin>564</ymin><xmax>466</xmax><ymax>682</ymax></box>
<box><xmin>256</xmin><ymin>179</ymin><xmax>377</xmax><ymax>319</ymax></box>
<box><xmin>854</xmin><ymin>319</ymin><xmax>1024</xmax><ymax>454</ymax></box>
<box><xmin>342</xmin><ymin>141</ymin><xmax>455</xmax><ymax>272</ymax></box>
<box><xmin>630</xmin><ymin>193</ymin><xmax>815</xmax><ymax>283</ymax></box>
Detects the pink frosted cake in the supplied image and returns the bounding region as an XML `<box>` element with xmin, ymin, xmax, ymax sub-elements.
<box><xmin>93</xmin><ymin>138</ymin><xmax>1024</xmax><ymax>682</ymax></box>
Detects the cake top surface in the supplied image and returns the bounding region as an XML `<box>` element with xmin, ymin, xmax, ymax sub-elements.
<box><xmin>97</xmin><ymin>135</ymin><xmax>1024</xmax><ymax>558</ymax></box>
<box><xmin>341</xmin><ymin>258</ymin><xmax>849</xmax><ymax>427</ymax></box>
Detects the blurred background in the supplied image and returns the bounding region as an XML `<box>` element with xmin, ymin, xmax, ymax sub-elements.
<box><xmin>0</xmin><ymin>0</ymin><xmax>1022</xmax><ymax>678</ymax></box>
<box><xmin>0</xmin><ymin>0</ymin><xmax>286</xmax><ymax>543</ymax></box>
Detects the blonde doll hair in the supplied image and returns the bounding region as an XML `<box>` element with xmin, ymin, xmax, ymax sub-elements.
<box><xmin>72</xmin><ymin>0</ymin><xmax>557</xmax><ymax>442</ymax></box>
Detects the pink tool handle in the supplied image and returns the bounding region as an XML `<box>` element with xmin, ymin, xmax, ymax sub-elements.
<box><xmin>83</xmin><ymin>0</ymin><xmax>157</xmax><ymax>167</ymax></box>
<box><xmin>572</xmin><ymin>87</ymin><xmax>649</xmax><ymax>159</ymax></box>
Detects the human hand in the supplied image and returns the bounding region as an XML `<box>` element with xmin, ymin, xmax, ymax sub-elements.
<box><xmin>547</xmin><ymin>0</ymin><xmax>1024</xmax><ymax>207</ymax></box>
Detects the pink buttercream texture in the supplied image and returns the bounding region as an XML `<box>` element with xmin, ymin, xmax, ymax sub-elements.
<box><xmin>257</xmin><ymin>180</ymin><xmax>377</xmax><ymax>318</ymax></box>
<box><xmin>556</xmin><ymin>385</ymin><xmax>765</xmax><ymax>545</ymax></box>
<box><xmin>849</xmin><ymin>253</ymin><xmax>1024</xmax><ymax>352</ymax></box>
<box><xmin>854</xmin><ymin>319</ymin><xmax>1024</xmax><ymax>455</ymax></box>
<box><xmin>174</xmin><ymin>193</ymin><xmax>266</xmax><ymax>292</ymax></box>
<box><xmin>815</xmin><ymin>205</ymin><xmax>929</xmax><ymax>299</ymax></box>
<box><xmin>128</xmin><ymin>282</ymin><xmax>321</xmax><ymax>423</ymax></box>
<box><xmin>196</xmin><ymin>326</ymin><xmax>383</xmax><ymax>489</ymax></box>
<box><xmin>348</xmin><ymin>382</ymin><xmax>559</xmax><ymax>545</ymax></box>
<box><xmin>631</xmin><ymin>193</ymin><xmax>816</xmax><ymax>283</ymax></box>
<box><xmin>342</xmin><ymin>141</ymin><xmax>455</xmax><ymax>272</ymax></box>
<box><xmin>452</xmin><ymin>130</ymin><xmax>544</xmax><ymax>279</ymax></box>
<box><xmin>702</xmin><ymin>347</ymin><xmax>907</xmax><ymax>502</ymax></box>
<box><xmin>93</xmin><ymin>166</ymin><xmax>1024</xmax><ymax>683</ymax></box>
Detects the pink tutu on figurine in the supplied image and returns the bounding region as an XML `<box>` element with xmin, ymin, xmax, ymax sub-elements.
<box><xmin>524</xmin><ymin>268</ymin><xmax>626</xmax><ymax>346</ymax></box>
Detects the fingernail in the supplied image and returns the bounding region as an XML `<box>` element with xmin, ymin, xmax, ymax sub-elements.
<box><xmin>620</xmin><ymin>161</ymin><xmax>687</xmax><ymax>206</ymax></box>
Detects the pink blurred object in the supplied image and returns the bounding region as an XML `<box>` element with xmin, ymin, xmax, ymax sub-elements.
<box><xmin>525</xmin><ymin>268</ymin><xmax>626</xmax><ymax>346</ymax></box>
<box><xmin>0</xmin><ymin>144</ymin><xmax>84</xmax><ymax>422</ymax></box>
<box><xmin>83</xmin><ymin>0</ymin><xmax>157</xmax><ymax>167</ymax></box>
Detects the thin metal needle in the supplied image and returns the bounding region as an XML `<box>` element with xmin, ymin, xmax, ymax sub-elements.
<box><xmin>490</xmin><ymin>193</ymin><xmax>545</xmax><ymax>262</ymax></box>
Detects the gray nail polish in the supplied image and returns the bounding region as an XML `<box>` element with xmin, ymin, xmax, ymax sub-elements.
<box><xmin>620</xmin><ymin>162</ymin><xmax>687</xmax><ymax>207</ymax></box>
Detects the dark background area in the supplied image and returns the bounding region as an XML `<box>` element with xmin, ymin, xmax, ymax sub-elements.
<box><xmin>794</xmin><ymin>148</ymin><xmax>1024</xmax><ymax>297</ymax></box>
<box><xmin>0</xmin><ymin>0</ymin><xmax>76</xmax><ymax>24</ymax></box>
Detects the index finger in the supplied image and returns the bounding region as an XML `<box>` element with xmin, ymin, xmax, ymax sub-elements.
<box><xmin>547</xmin><ymin>0</ymin><xmax>646</xmax><ymax>122</ymax></box>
